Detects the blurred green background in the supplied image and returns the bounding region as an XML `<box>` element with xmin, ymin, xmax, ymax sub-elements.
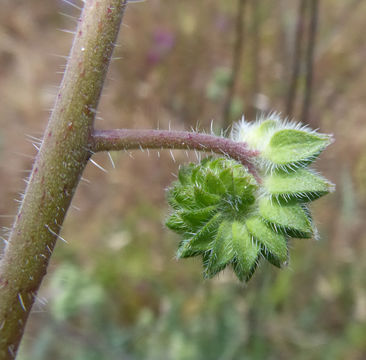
<box><xmin>1</xmin><ymin>0</ymin><xmax>366</xmax><ymax>359</ymax></box>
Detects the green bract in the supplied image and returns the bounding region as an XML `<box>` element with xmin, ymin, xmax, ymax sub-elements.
<box><xmin>166</xmin><ymin>115</ymin><xmax>334</xmax><ymax>282</ymax></box>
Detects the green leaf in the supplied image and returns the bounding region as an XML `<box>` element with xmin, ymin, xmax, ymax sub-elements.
<box><xmin>264</xmin><ymin>129</ymin><xmax>332</xmax><ymax>168</ymax></box>
<box><xmin>231</xmin><ymin>221</ymin><xmax>260</xmax><ymax>281</ymax></box>
<box><xmin>258</xmin><ymin>197</ymin><xmax>313</xmax><ymax>238</ymax></box>
<box><xmin>264</xmin><ymin>168</ymin><xmax>334</xmax><ymax>202</ymax></box>
<box><xmin>245</xmin><ymin>216</ymin><xmax>288</xmax><ymax>266</ymax></box>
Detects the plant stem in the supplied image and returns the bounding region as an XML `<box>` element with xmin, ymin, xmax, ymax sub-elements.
<box><xmin>91</xmin><ymin>129</ymin><xmax>259</xmax><ymax>178</ymax></box>
<box><xmin>0</xmin><ymin>1</ymin><xmax>128</xmax><ymax>358</ymax></box>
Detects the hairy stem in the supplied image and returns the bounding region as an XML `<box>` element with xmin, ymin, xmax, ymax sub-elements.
<box><xmin>0</xmin><ymin>1</ymin><xmax>128</xmax><ymax>358</ymax></box>
<box><xmin>91</xmin><ymin>129</ymin><xmax>259</xmax><ymax>178</ymax></box>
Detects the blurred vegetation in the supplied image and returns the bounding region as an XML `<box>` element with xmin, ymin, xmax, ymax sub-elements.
<box><xmin>0</xmin><ymin>0</ymin><xmax>366</xmax><ymax>359</ymax></box>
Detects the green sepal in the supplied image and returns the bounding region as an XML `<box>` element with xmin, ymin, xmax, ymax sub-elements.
<box><xmin>245</xmin><ymin>216</ymin><xmax>288</xmax><ymax>267</ymax></box>
<box><xmin>180</xmin><ymin>206</ymin><xmax>218</xmax><ymax>229</ymax></box>
<box><xmin>205</xmin><ymin>221</ymin><xmax>234</xmax><ymax>278</ymax></box>
<box><xmin>204</xmin><ymin>171</ymin><xmax>227</xmax><ymax>195</ymax></box>
<box><xmin>264</xmin><ymin>168</ymin><xmax>334</xmax><ymax>202</ymax></box>
<box><xmin>191</xmin><ymin>165</ymin><xmax>206</xmax><ymax>184</ymax></box>
<box><xmin>178</xmin><ymin>163</ymin><xmax>195</xmax><ymax>185</ymax></box>
<box><xmin>219</xmin><ymin>168</ymin><xmax>235</xmax><ymax>192</ymax></box>
<box><xmin>231</xmin><ymin>221</ymin><xmax>260</xmax><ymax>281</ymax></box>
<box><xmin>246</xmin><ymin>119</ymin><xmax>279</xmax><ymax>148</ymax></box>
<box><xmin>206</xmin><ymin>157</ymin><xmax>227</xmax><ymax>170</ymax></box>
<box><xmin>177</xmin><ymin>213</ymin><xmax>223</xmax><ymax>258</ymax></box>
<box><xmin>258</xmin><ymin>197</ymin><xmax>313</xmax><ymax>238</ymax></box>
<box><xmin>219</xmin><ymin>166</ymin><xmax>257</xmax><ymax>203</ymax></box>
<box><xmin>167</xmin><ymin>185</ymin><xmax>196</xmax><ymax>210</ymax></box>
<box><xmin>261</xmin><ymin>250</ymin><xmax>286</xmax><ymax>268</ymax></box>
<box><xmin>193</xmin><ymin>186</ymin><xmax>221</xmax><ymax>207</ymax></box>
<box><xmin>264</xmin><ymin>129</ymin><xmax>332</xmax><ymax>169</ymax></box>
<box><xmin>165</xmin><ymin>213</ymin><xmax>190</xmax><ymax>234</ymax></box>
<box><xmin>255</xmin><ymin>119</ymin><xmax>278</xmax><ymax>134</ymax></box>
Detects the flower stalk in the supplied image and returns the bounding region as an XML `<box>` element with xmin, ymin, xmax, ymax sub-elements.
<box><xmin>92</xmin><ymin>129</ymin><xmax>259</xmax><ymax>176</ymax></box>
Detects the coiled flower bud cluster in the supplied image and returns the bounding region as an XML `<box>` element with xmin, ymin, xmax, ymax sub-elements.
<box><xmin>166</xmin><ymin>115</ymin><xmax>334</xmax><ymax>281</ymax></box>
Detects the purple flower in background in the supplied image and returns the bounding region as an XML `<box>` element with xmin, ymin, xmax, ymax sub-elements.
<box><xmin>147</xmin><ymin>28</ymin><xmax>175</xmax><ymax>66</ymax></box>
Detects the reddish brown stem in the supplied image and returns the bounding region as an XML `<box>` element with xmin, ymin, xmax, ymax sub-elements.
<box><xmin>91</xmin><ymin>129</ymin><xmax>260</xmax><ymax>179</ymax></box>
